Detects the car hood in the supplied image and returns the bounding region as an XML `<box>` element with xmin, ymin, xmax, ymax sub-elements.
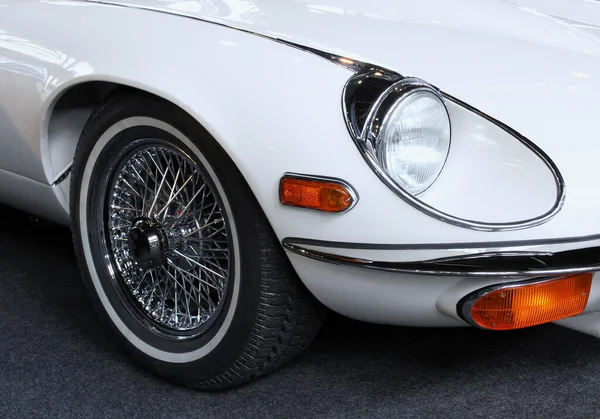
<box><xmin>83</xmin><ymin>0</ymin><xmax>600</xmax><ymax>128</ymax></box>
<box><xmin>85</xmin><ymin>0</ymin><xmax>600</xmax><ymax>222</ymax></box>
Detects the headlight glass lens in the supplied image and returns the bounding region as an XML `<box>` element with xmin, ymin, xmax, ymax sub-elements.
<box><xmin>376</xmin><ymin>90</ymin><xmax>451</xmax><ymax>195</ymax></box>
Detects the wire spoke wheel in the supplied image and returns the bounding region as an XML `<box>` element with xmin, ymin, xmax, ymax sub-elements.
<box><xmin>103</xmin><ymin>143</ymin><xmax>231</xmax><ymax>335</ymax></box>
<box><xmin>72</xmin><ymin>95</ymin><xmax>325</xmax><ymax>390</ymax></box>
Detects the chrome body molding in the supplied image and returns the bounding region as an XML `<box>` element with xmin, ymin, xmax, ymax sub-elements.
<box><xmin>282</xmin><ymin>238</ymin><xmax>600</xmax><ymax>278</ymax></box>
<box><xmin>279</xmin><ymin>172</ymin><xmax>359</xmax><ymax>214</ymax></box>
<box><xmin>273</xmin><ymin>40</ymin><xmax>381</xmax><ymax>74</ymax></box>
<box><xmin>52</xmin><ymin>164</ymin><xmax>72</xmax><ymax>186</ymax></box>
<box><xmin>281</xmin><ymin>235</ymin><xmax>600</xmax><ymax>250</ymax></box>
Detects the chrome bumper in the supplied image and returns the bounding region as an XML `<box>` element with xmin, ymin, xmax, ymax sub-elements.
<box><xmin>282</xmin><ymin>237</ymin><xmax>600</xmax><ymax>278</ymax></box>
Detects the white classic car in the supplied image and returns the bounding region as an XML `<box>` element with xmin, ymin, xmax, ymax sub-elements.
<box><xmin>1</xmin><ymin>0</ymin><xmax>600</xmax><ymax>389</ymax></box>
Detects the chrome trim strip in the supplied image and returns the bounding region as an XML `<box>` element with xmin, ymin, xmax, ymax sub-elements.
<box><xmin>283</xmin><ymin>234</ymin><xmax>600</xmax><ymax>250</ymax></box>
<box><xmin>83</xmin><ymin>1</ymin><xmax>372</xmax><ymax>73</ymax></box>
<box><xmin>282</xmin><ymin>239</ymin><xmax>600</xmax><ymax>278</ymax></box>
<box><xmin>279</xmin><ymin>172</ymin><xmax>359</xmax><ymax>213</ymax></box>
<box><xmin>52</xmin><ymin>163</ymin><xmax>73</xmax><ymax>186</ymax></box>
<box><xmin>272</xmin><ymin>41</ymin><xmax>378</xmax><ymax>73</ymax></box>
<box><xmin>457</xmin><ymin>276</ymin><xmax>576</xmax><ymax>328</ymax></box>
<box><xmin>342</xmin><ymin>72</ymin><xmax>566</xmax><ymax>232</ymax></box>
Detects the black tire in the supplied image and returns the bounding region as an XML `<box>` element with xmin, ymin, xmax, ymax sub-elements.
<box><xmin>70</xmin><ymin>89</ymin><xmax>326</xmax><ymax>390</ymax></box>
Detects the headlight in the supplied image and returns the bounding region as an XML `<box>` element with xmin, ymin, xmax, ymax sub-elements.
<box><xmin>375</xmin><ymin>88</ymin><xmax>451</xmax><ymax>194</ymax></box>
<box><xmin>346</xmin><ymin>77</ymin><xmax>451</xmax><ymax>196</ymax></box>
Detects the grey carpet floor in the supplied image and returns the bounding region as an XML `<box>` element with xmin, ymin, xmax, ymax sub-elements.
<box><xmin>0</xmin><ymin>205</ymin><xmax>599</xmax><ymax>418</ymax></box>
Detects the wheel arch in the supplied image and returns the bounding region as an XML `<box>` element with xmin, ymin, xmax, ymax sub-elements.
<box><xmin>42</xmin><ymin>77</ymin><xmax>254</xmax><ymax>218</ymax></box>
<box><xmin>44</xmin><ymin>78</ymin><xmax>208</xmax><ymax>184</ymax></box>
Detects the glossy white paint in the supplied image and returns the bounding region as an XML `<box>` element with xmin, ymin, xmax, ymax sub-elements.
<box><xmin>287</xmin><ymin>252</ymin><xmax>467</xmax><ymax>327</ymax></box>
<box><xmin>2</xmin><ymin>0</ymin><xmax>600</xmax><ymax>327</ymax></box>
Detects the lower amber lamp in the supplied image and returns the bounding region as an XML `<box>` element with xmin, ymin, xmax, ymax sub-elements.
<box><xmin>469</xmin><ymin>273</ymin><xmax>593</xmax><ymax>331</ymax></box>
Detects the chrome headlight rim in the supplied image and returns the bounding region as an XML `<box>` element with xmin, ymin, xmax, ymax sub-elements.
<box><xmin>342</xmin><ymin>70</ymin><xmax>566</xmax><ymax>232</ymax></box>
<box><xmin>362</xmin><ymin>77</ymin><xmax>452</xmax><ymax>196</ymax></box>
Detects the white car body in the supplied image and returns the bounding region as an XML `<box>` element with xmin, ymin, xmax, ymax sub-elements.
<box><xmin>2</xmin><ymin>0</ymin><xmax>600</xmax><ymax>336</ymax></box>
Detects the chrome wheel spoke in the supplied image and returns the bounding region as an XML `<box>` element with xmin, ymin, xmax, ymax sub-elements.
<box><xmin>104</xmin><ymin>144</ymin><xmax>231</xmax><ymax>333</ymax></box>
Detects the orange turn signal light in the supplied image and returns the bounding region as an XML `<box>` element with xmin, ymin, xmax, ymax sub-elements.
<box><xmin>280</xmin><ymin>176</ymin><xmax>355</xmax><ymax>213</ymax></box>
<box><xmin>469</xmin><ymin>273</ymin><xmax>593</xmax><ymax>331</ymax></box>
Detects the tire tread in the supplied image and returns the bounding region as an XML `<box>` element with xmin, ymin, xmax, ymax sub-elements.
<box><xmin>193</xmin><ymin>210</ymin><xmax>326</xmax><ymax>390</ymax></box>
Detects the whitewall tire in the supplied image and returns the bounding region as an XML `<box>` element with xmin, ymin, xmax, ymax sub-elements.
<box><xmin>69</xmin><ymin>90</ymin><xmax>325</xmax><ymax>390</ymax></box>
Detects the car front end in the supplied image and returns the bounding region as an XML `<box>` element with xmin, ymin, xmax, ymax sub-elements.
<box><xmin>265</xmin><ymin>4</ymin><xmax>600</xmax><ymax>333</ymax></box>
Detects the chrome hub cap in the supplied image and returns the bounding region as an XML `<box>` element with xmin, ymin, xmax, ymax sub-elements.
<box><xmin>104</xmin><ymin>143</ymin><xmax>231</xmax><ymax>334</ymax></box>
<box><xmin>127</xmin><ymin>218</ymin><xmax>168</xmax><ymax>269</ymax></box>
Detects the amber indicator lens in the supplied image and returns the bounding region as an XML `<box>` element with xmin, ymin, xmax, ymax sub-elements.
<box><xmin>280</xmin><ymin>177</ymin><xmax>354</xmax><ymax>213</ymax></box>
<box><xmin>470</xmin><ymin>273</ymin><xmax>593</xmax><ymax>331</ymax></box>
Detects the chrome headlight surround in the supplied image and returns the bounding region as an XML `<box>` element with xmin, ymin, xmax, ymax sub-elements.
<box><xmin>342</xmin><ymin>69</ymin><xmax>565</xmax><ymax>231</ymax></box>
<box><xmin>343</xmin><ymin>72</ymin><xmax>452</xmax><ymax>199</ymax></box>
<box><xmin>361</xmin><ymin>78</ymin><xmax>451</xmax><ymax>196</ymax></box>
